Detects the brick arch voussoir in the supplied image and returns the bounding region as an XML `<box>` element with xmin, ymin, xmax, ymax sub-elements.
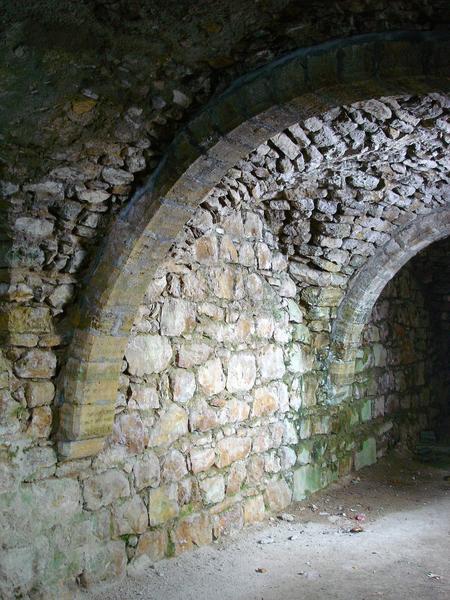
<box><xmin>57</xmin><ymin>30</ymin><xmax>450</xmax><ymax>459</ymax></box>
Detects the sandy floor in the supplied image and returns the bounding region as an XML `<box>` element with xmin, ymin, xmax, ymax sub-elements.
<box><xmin>83</xmin><ymin>450</ymin><xmax>450</xmax><ymax>600</ymax></box>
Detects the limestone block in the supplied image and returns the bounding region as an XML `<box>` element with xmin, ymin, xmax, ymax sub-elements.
<box><xmin>199</xmin><ymin>474</ymin><xmax>225</xmax><ymax>505</ymax></box>
<box><xmin>171</xmin><ymin>512</ymin><xmax>212</xmax><ymax>555</ymax></box>
<box><xmin>210</xmin><ymin>266</ymin><xmax>235</xmax><ymax>299</ymax></box>
<box><xmin>112</xmin><ymin>412</ymin><xmax>148</xmax><ymax>454</ymax></box>
<box><xmin>169</xmin><ymin>368</ymin><xmax>196</xmax><ymax>403</ymax></box>
<box><xmin>216</xmin><ymin>436</ymin><xmax>251</xmax><ymax>468</ymax></box>
<box><xmin>286</xmin><ymin>299</ymin><xmax>303</xmax><ymax>322</ymax></box>
<box><xmin>258</xmin><ymin>345</ymin><xmax>285</xmax><ymax>381</ymax></box>
<box><xmin>161</xmin><ymin>449</ymin><xmax>187</xmax><ymax>482</ymax></box>
<box><xmin>48</xmin><ymin>284</ymin><xmax>74</xmax><ymax>308</ymax></box>
<box><xmin>79</xmin><ymin>541</ymin><xmax>127</xmax><ymax>588</ymax></box>
<box><xmin>194</xmin><ymin>235</ymin><xmax>219</xmax><ymax>264</ymax></box>
<box><xmin>125</xmin><ymin>335</ymin><xmax>172</xmax><ymax>376</ymax></box>
<box><xmin>226</xmin><ymin>461</ymin><xmax>246</xmax><ymax>495</ymax></box>
<box><xmin>1</xmin><ymin>306</ymin><xmax>53</xmax><ymax>334</ymax></box>
<box><xmin>0</xmin><ymin>479</ymin><xmax>82</xmax><ymax>561</ymax></box>
<box><xmin>279</xmin><ymin>275</ymin><xmax>297</xmax><ymax>298</ymax></box>
<box><xmin>355</xmin><ymin>437</ymin><xmax>376</xmax><ymax>470</ymax></box>
<box><xmin>293</xmin><ymin>464</ymin><xmax>323</xmax><ymax>500</ymax></box>
<box><xmin>252</xmin><ymin>385</ymin><xmax>279</xmax><ymax>417</ymax></box>
<box><xmin>244</xmin><ymin>213</ymin><xmax>262</xmax><ymax>238</ymax></box>
<box><xmin>213</xmin><ymin>503</ymin><xmax>244</xmax><ymax>538</ymax></box>
<box><xmin>133</xmin><ymin>451</ymin><xmax>160</xmax><ymax>490</ymax></box>
<box><xmin>25</xmin><ymin>381</ymin><xmax>55</xmax><ymax>408</ymax></box>
<box><xmin>102</xmin><ymin>166</ymin><xmax>133</xmax><ymax>185</ymax></box>
<box><xmin>160</xmin><ymin>298</ymin><xmax>196</xmax><ymax>336</ymax></box>
<box><xmin>190</xmin><ymin>447</ymin><xmax>216</xmax><ymax>474</ymax></box>
<box><xmin>148</xmin><ymin>483</ymin><xmax>179</xmax><ymax>526</ymax></box>
<box><xmin>112</xmin><ymin>494</ymin><xmax>148</xmax><ymax>536</ymax></box>
<box><xmin>255</xmin><ymin>314</ymin><xmax>274</xmax><ymax>339</ymax></box>
<box><xmin>14</xmin><ymin>349</ymin><xmax>56</xmax><ymax>378</ymax></box>
<box><xmin>220</xmin><ymin>235</ymin><xmax>238</xmax><ymax>262</ymax></box>
<box><xmin>14</xmin><ymin>217</ymin><xmax>54</xmax><ymax>238</ymax></box>
<box><xmin>128</xmin><ymin>384</ymin><xmax>159</xmax><ymax>410</ymax></box>
<box><xmin>189</xmin><ymin>399</ymin><xmax>222</xmax><ymax>432</ymax></box>
<box><xmin>134</xmin><ymin>528</ymin><xmax>168</xmax><ymax>562</ymax></box>
<box><xmin>226</xmin><ymin>352</ymin><xmax>256</xmax><ymax>393</ymax></box>
<box><xmin>360</xmin><ymin>399</ymin><xmax>372</xmax><ymax>422</ymax></box>
<box><xmin>27</xmin><ymin>406</ymin><xmax>52</xmax><ymax>438</ymax></box>
<box><xmin>264</xmin><ymin>479</ymin><xmax>292</xmax><ymax>512</ymax></box>
<box><xmin>197</xmin><ymin>357</ymin><xmax>225</xmax><ymax>396</ymax></box>
<box><xmin>149</xmin><ymin>404</ymin><xmax>188</xmax><ymax>447</ymax></box>
<box><xmin>243</xmin><ymin>495</ymin><xmax>265</xmax><ymax>524</ymax></box>
<box><xmin>245</xmin><ymin>273</ymin><xmax>264</xmax><ymax>302</ymax></box>
<box><xmin>83</xmin><ymin>470</ymin><xmax>130</xmax><ymax>510</ymax></box>
<box><xmin>226</xmin><ymin>398</ymin><xmax>250</xmax><ymax>423</ymax></box>
<box><xmin>177</xmin><ymin>342</ymin><xmax>212</xmax><ymax>369</ymax></box>
<box><xmin>279</xmin><ymin>446</ymin><xmax>297</xmax><ymax>470</ymax></box>
<box><xmin>252</xmin><ymin>429</ymin><xmax>272</xmax><ymax>454</ymax></box>
<box><xmin>256</xmin><ymin>242</ymin><xmax>272</xmax><ymax>269</ymax></box>
<box><xmin>247</xmin><ymin>454</ymin><xmax>265</xmax><ymax>485</ymax></box>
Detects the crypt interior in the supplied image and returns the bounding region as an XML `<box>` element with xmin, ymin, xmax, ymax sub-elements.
<box><xmin>0</xmin><ymin>2</ymin><xmax>449</xmax><ymax>599</ymax></box>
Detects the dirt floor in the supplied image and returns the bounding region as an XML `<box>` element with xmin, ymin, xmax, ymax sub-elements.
<box><xmin>83</xmin><ymin>449</ymin><xmax>450</xmax><ymax>600</ymax></box>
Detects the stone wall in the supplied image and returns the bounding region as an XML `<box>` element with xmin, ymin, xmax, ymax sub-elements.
<box><xmin>0</xmin><ymin>88</ymin><xmax>449</xmax><ymax>598</ymax></box>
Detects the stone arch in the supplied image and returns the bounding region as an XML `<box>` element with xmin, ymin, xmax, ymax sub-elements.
<box><xmin>57</xmin><ymin>30</ymin><xmax>450</xmax><ymax>459</ymax></box>
<box><xmin>328</xmin><ymin>207</ymin><xmax>450</xmax><ymax>398</ymax></box>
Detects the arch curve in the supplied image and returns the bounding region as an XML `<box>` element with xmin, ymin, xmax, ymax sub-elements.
<box><xmin>328</xmin><ymin>207</ymin><xmax>450</xmax><ymax>396</ymax></box>
<box><xmin>57</xmin><ymin>30</ymin><xmax>450</xmax><ymax>459</ymax></box>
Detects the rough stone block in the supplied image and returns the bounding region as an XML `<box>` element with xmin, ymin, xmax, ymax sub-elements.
<box><xmin>171</xmin><ymin>512</ymin><xmax>212</xmax><ymax>555</ymax></box>
<box><xmin>216</xmin><ymin>436</ymin><xmax>251</xmax><ymax>468</ymax></box>
<box><xmin>112</xmin><ymin>495</ymin><xmax>148</xmax><ymax>536</ymax></box>
<box><xmin>83</xmin><ymin>470</ymin><xmax>130</xmax><ymax>511</ymax></box>
<box><xmin>243</xmin><ymin>495</ymin><xmax>265</xmax><ymax>524</ymax></box>
<box><xmin>148</xmin><ymin>483</ymin><xmax>179</xmax><ymax>526</ymax></box>
<box><xmin>354</xmin><ymin>437</ymin><xmax>376</xmax><ymax>470</ymax></box>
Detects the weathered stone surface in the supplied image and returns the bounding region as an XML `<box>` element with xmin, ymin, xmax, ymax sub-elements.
<box><xmin>197</xmin><ymin>358</ymin><xmax>226</xmax><ymax>396</ymax></box>
<box><xmin>226</xmin><ymin>352</ymin><xmax>256</xmax><ymax>393</ymax></box>
<box><xmin>263</xmin><ymin>479</ymin><xmax>292</xmax><ymax>512</ymax></box>
<box><xmin>258</xmin><ymin>345</ymin><xmax>285</xmax><ymax>381</ymax></box>
<box><xmin>194</xmin><ymin>235</ymin><xmax>219</xmax><ymax>264</ymax></box>
<box><xmin>213</xmin><ymin>503</ymin><xmax>244</xmax><ymax>538</ymax></box>
<box><xmin>199</xmin><ymin>474</ymin><xmax>225</xmax><ymax>505</ymax></box>
<box><xmin>160</xmin><ymin>299</ymin><xmax>196</xmax><ymax>336</ymax></box>
<box><xmin>243</xmin><ymin>495</ymin><xmax>265</xmax><ymax>524</ymax></box>
<box><xmin>171</xmin><ymin>513</ymin><xmax>212</xmax><ymax>555</ymax></box>
<box><xmin>134</xmin><ymin>528</ymin><xmax>168</xmax><ymax>562</ymax></box>
<box><xmin>170</xmin><ymin>368</ymin><xmax>196</xmax><ymax>403</ymax></box>
<box><xmin>355</xmin><ymin>437</ymin><xmax>377</xmax><ymax>470</ymax></box>
<box><xmin>83</xmin><ymin>470</ymin><xmax>130</xmax><ymax>510</ymax></box>
<box><xmin>14</xmin><ymin>350</ymin><xmax>56</xmax><ymax>378</ymax></box>
<box><xmin>252</xmin><ymin>385</ymin><xmax>279</xmax><ymax>417</ymax></box>
<box><xmin>216</xmin><ymin>436</ymin><xmax>251</xmax><ymax>468</ymax></box>
<box><xmin>149</xmin><ymin>404</ymin><xmax>188</xmax><ymax>447</ymax></box>
<box><xmin>148</xmin><ymin>483</ymin><xmax>179</xmax><ymax>525</ymax></box>
<box><xmin>4</xmin><ymin>70</ymin><xmax>449</xmax><ymax>596</ymax></box>
<box><xmin>133</xmin><ymin>451</ymin><xmax>160</xmax><ymax>490</ymax></box>
<box><xmin>189</xmin><ymin>399</ymin><xmax>221</xmax><ymax>432</ymax></box>
<box><xmin>112</xmin><ymin>413</ymin><xmax>148</xmax><ymax>454</ymax></box>
<box><xmin>1</xmin><ymin>306</ymin><xmax>53</xmax><ymax>334</ymax></box>
<box><xmin>190</xmin><ymin>447</ymin><xmax>216</xmax><ymax>474</ymax></box>
<box><xmin>226</xmin><ymin>461</ymin><xmax>247</xmax><ymax>495</ymax></box>
<box><xmin>79</xmin><ymin>541</ymin><xmax>127</xmax><ymax>588</ymax></box>
<box><xmin>177</xmin><ymin>342</ymin><xmax>212</xmax><ymax>368</ymax></box>
<box><xmin>126</xmin><ymin>335</ymin><xmax>173</xmax><ymax>376</ymax></box>
<box><xmin>112</xmin><ymin>494</ymin><xmax>148</xmax><ymax>535</ymax></box>
<box><xmin>27</xmin><ymin>406</ymin><xmax>52</xmax><ymax>438</ymax></box>
<box><xmin>161</xmin><ymin>449</ymin><xmax>187</xmax><ymax>482</ymax></box>
<box><xmin>15</xmin><ymin>217</ymin><xmax>54</xmax><ymax>238</ymax></box>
